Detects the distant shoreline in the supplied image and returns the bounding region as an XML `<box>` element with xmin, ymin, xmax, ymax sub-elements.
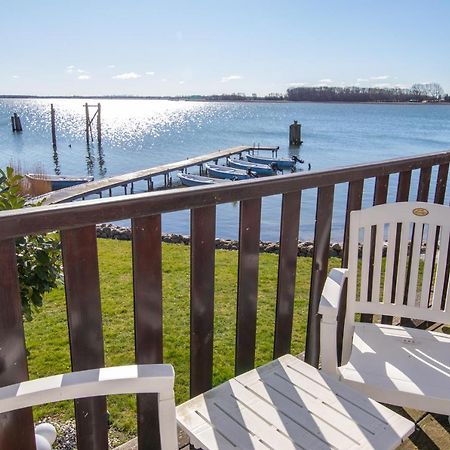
<box><xmin>0</xmin><ymin>95</ymin><xmax>449</xmax><ymax>105</ymax></box>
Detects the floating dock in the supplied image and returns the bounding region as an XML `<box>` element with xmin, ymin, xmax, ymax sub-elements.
<box><xmin>41</xmin><ymin>145</ymin><xmax>279</xmax><ymax>204</ymax></box>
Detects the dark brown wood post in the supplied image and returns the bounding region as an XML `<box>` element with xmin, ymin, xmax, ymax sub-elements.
<box><xmin>0</xmin><ymin>239</ymin><xmax>36</xmax><ymax>450</ymax></box>
<box><xmin>61</xmin><ymin>226</ymin><xmax>108</xmax><ymax>450</ymax></box>
<box><xmin>305</xmin><ymin>185</ymin><xmax>334</xmax><ymax>367</ymax></box>
<box><xmin>132</xmin><ymin>215</ymin><xmax>163</xmax><ymax>450</ymax></box>
<box><xmin>190</xmin><ymin>206</ymin><xmax>216</xmax><ymax>397</ymax></box>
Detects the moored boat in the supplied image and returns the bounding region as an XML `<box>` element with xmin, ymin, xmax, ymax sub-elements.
<box><xmin>177</xmin><ymin>172</ymin><xmax>230</xmax><ymax>187</ymax></box>
<box><xmin>246</xmin><ymin>154</ymin><xmax>303</xmax><ymax>170</ymax></box>
<box><xmin>26</xmin><ymin>174</ymin><xmax>94</xmax><ymax>191</ymax></box>
<box><xmin>227</xmin><ymin>158</ymin><xmax>275</xmax><ymax>176</ymax></box>
<box><xmin>205</xmin><ymin>164</ymin><xmax>251</xmax><ymax>180</ymax></box>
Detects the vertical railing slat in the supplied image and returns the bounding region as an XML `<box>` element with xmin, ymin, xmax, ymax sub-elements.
<box><xmin>132</xmin><ymin>215</ymin><xmax>163</xmax><ymax>450</ymax></box>
<box><xmin>389</xmin><ymin>171</ymin><xmax>412</xmax><ymax>325</ymax></box>
<box><xmin>362</xmin><ymin>175</ymin><xmax>389</xmax><ymax>323</ymax></box>
<box><xmin>342</xmin><ymin>180</ymin><xmax>364</xmax><ymax>267</ymax></box>
<box><xmin>61</xmin><ymin>226</ymin><xmax>108</xmax><ymax>450</ymax></box>
<box><xmin>190</xmin><ymin>206</ymin><xmax>216</xmax><ymax>397</ymax></box>
<box><xmin>417</xmin><ymin>166</ymin><xmax>432</xmax><ymax>202</ymax></box>
<box><xmin>273</xmin><ymin>191</ymin><xmax>301</xmax><ymax>358</ymax></box>
<box><xmin>305</xmin><ymin>185</ymin><xmax>334</xmax><ymax>367</ymax></box>
<box><xmin>235</xmin><ymin>198</ymin><xmax>262</xmax><ymax>375</ymax></box>
<box><xmin>338</xmin><ymin>179</ymin><xmax>363</xmax><ymax>363</ymax></box>
<box><xmin>0</xmin><ymin>239</ymin><xmax>35</xmax><ymax>450</ymax></box>
<box><xmin>434</xmin><ymin>163</ymin><xmax>449</xmax><ymax>204</ymax></box>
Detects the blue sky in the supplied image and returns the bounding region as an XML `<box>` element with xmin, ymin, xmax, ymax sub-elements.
<box><xmin>2</xmin><ymin>0</ymin><xmax>449</xmax><ymax>96</ymax></box>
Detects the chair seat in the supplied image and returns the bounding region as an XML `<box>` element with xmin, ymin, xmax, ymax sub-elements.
<box><xmin>339</xmin><ymin>323</ymin><xmax>450</xmax><ymax>415</ymax></box>
<box><xmin>177</xmin><ymin>354</ymin><xmax>413</xmax><ymax>450</ymax></box>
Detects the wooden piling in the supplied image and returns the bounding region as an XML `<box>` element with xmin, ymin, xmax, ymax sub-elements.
<box><xmin>97</xmin><ymin>103</ymin><xmax>102</xmax><ymax>145</ymax></box>
<box><xmin>289</xmin><ymin>120</ymin><xmax>302</xmax><ymax>146</ymax></box>
<box><xmin>11</xmin><ymin>113</ymin><xmax>23</xmax><ymax>132</ymax></box>
<box><xmin>51</xmin><ymin>104</ymin><xmax>57</xmax><ymax>147</ymax></box>
<box><xmin>85</xmin><ymin>103</ymin><xmax>90</xmax><ymax>145</ymax></box>
<box><xmin>15</xmin><ymin>114</ymin><xmax>22</xmax><ymax>132</ymax></box>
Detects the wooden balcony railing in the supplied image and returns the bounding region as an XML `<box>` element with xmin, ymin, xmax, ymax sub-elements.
<box><xmin>0</xmin><ymin>150</ymin><xmax>449</xmax><ymax>449</ymax></box>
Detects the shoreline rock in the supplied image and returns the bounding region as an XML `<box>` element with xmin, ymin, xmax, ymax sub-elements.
<box><xmin>96</xmin><ymin>223</ymin><xmax>346</xmax><ymax>257</ymax></box>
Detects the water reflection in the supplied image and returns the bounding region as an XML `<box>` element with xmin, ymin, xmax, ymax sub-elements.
<box><xmin>85</xmin><ymin>144</ymin><xmax>95</xmax><ymax>176</ymax></box>
<box><xmin>97</xmin><ymin>144</ymin><xmax>107</xmax><ymax>177</ymax></box>
<box><xmin>52</xmin><ymin>146</ymin><xmax>61</xmax><ymax>175</ymax></box>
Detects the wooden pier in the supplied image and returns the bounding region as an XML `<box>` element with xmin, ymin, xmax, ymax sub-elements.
<box><xmin>41</xmin><ymin>145</ymin><xmax>279</xmax><ymax>204</ymax></box>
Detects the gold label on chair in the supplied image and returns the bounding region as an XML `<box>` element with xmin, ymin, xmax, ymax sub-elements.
<box><xmin>413</xmin><ymin>207</ymin><xmax>429</xmax><ymax>216</ymax></box>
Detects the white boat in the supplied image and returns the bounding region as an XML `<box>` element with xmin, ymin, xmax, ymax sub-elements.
<box><xmin>177</xmin><ymin>173</ymin><xmax>230</xmax><ymax>187</ymax></box>
<box><xmin>205</xmin><ymin>164</ymin><xmax>252</xmax><ymax>180</ymax></box>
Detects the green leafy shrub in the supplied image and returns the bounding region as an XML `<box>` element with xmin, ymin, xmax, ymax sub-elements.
<box><xmin>0</xmin><ymin>167</ymin><xmax>62</xmax><ymax>320</ymax></box>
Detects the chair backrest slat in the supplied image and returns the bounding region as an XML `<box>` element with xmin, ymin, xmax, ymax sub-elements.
<box><xmin>382</xmin><ymin>222</ymin><xmax>397</xmax><ymax>304</ymax></box>
<box><xmin>420</xmin><ymin>224</ymin><xmax>437</xmax><ymax>309</ymax></box>
<box><xmin>347</xmin><ymin>202</ymin><xmax>450</xmax><ymax>325</ymax></box>
<box><xmin>359</xmin><ymin>226</ymin><xmax>372</xmax><ymax>305</ymax></box>
<box><xmin>394</xmin><ymin>222</ymin><xmax>410</xmax><ymax>304</ymax></box>
<box><xmin>406</xmin><ymin>223</ymin><xmax>423</xmax><ymax>308</ymax></box>
<box><xmin>371</xmin><ymin>223</ymin><xmax>385</xmax><ymax>303</ymax></box>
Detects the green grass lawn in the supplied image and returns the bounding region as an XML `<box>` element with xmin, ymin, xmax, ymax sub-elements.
<box><xmin>24</xmin><ymin>238</ymin><xmax>340</xmax><ymax>438</ymax></box>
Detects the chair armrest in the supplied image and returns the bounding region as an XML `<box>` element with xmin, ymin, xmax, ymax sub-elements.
<box><xmin>0</xmin><ymin>364</ymin><xmax>175</xmax><ymax>413</ymax></box>
<box><xmin>319</xmin><ymin>268</ymin><xmax>348</xmax><ymax>375</ymax></box>
<box><xmin>318</xmin><ymin>268</ymin><xmax>348</xmax><ymax>319</ymax></box>
<box><xmin>0</xmin><ymin>364</ymin><xmax>179</xmax><ymax>449</ymax></box>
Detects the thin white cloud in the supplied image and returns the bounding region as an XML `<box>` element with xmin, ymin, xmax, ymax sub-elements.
<box><xmin>319</xmin><ymin>78</ymin><xmax>332</xmax><ymax>83</ymax></box>
<box><xmin>370</xmin><ymin>75</ymin><xmax>389</xmax><ymax>80</ymax></box>
<box><xmin>78</xmin><ymin>74</ymin><xmax>91</xmax><ymax>80</ymax></box>
<box><xmin>288</xmin><ymin>82</ymin><xmax>306</xmax><ymax>87</ymax></box>
<box><xmin>12</xmin><ymin>75</ymin><xmax>19</xmax><ymax>79</ymax></box>
<box><xmin>356</xmin><ymin>78</ymin><xmax>369</xmax><ymax>82</ymax></box>
<box><xmin>77</xmin><ymin>69</ymin><xmax>87</xmax><ymax>73</ymax></box>
<box><xmin>145</xmin><ymin>71</ymin><xmax>155</xmax><ymax>76</ymax></box>
<box><xmin>373</xmin><ymin>83</ymin><xmax>391</xmax><ymax>88</ymax></box>
<box><xmin>179</xmin><ymin>81</ymin><xmax>185</xmax><ymax>85</ymax></box>
<box><xmin>221</xmin><ymin>75</ymin><xmax>242</xmax><ymax>83</ymax></box>
<box><xmin>113</xmin><ymin>72</ymin><xmax>142</xmax><ymax>80</ymax></box>
<box><xmin>107</xmin><ymin>64</ymin><xmax>116</xmax><ymax>69</ymax></box>
<box><xmin>66</xmin><ymin>65</ymin><xmax>76</xmax><ymax>73</ymax></box>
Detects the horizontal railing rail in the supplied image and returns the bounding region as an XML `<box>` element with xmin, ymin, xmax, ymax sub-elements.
<box><xmin>0</xmin><ymin>150</ymin><xmax>449</xmax><ymax>239</ymax></box>
<box><xmin>0</xmin><ymin>149</ymin><xmax>449</xmax><ymax>450</ymax></box>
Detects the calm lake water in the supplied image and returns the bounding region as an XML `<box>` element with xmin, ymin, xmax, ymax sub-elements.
<box><xmin>1</xmin><ymin>99</ymin><xmax>449</xmax><ymax>240</ymax></box>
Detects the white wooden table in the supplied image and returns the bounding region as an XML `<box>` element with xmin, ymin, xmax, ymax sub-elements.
<box><xmin>177</xmin><ymin>354</ymin><xmax>414</xmax><ymax>450</ymax></box>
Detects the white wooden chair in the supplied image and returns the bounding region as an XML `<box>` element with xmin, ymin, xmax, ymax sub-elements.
<box><xmin>319</xmin><ymin>201</ymin><xmax>450</xmax><ymax>417</ymax></box>
<box><xmin>0</xmin><ymin>364</ymin><xmax>178</xmax><ymax>450</ymax></box>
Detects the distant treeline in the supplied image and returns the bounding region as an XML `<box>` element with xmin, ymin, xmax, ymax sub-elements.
<box><xmin>287</xmin><ymin>84</ymin><xmax>448</xmax><ymax>103</ymax></box>
<box><xmin>1</xmin><ymin>82</ymin><xmax>448</xmax><ymax>103</ymax></box>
